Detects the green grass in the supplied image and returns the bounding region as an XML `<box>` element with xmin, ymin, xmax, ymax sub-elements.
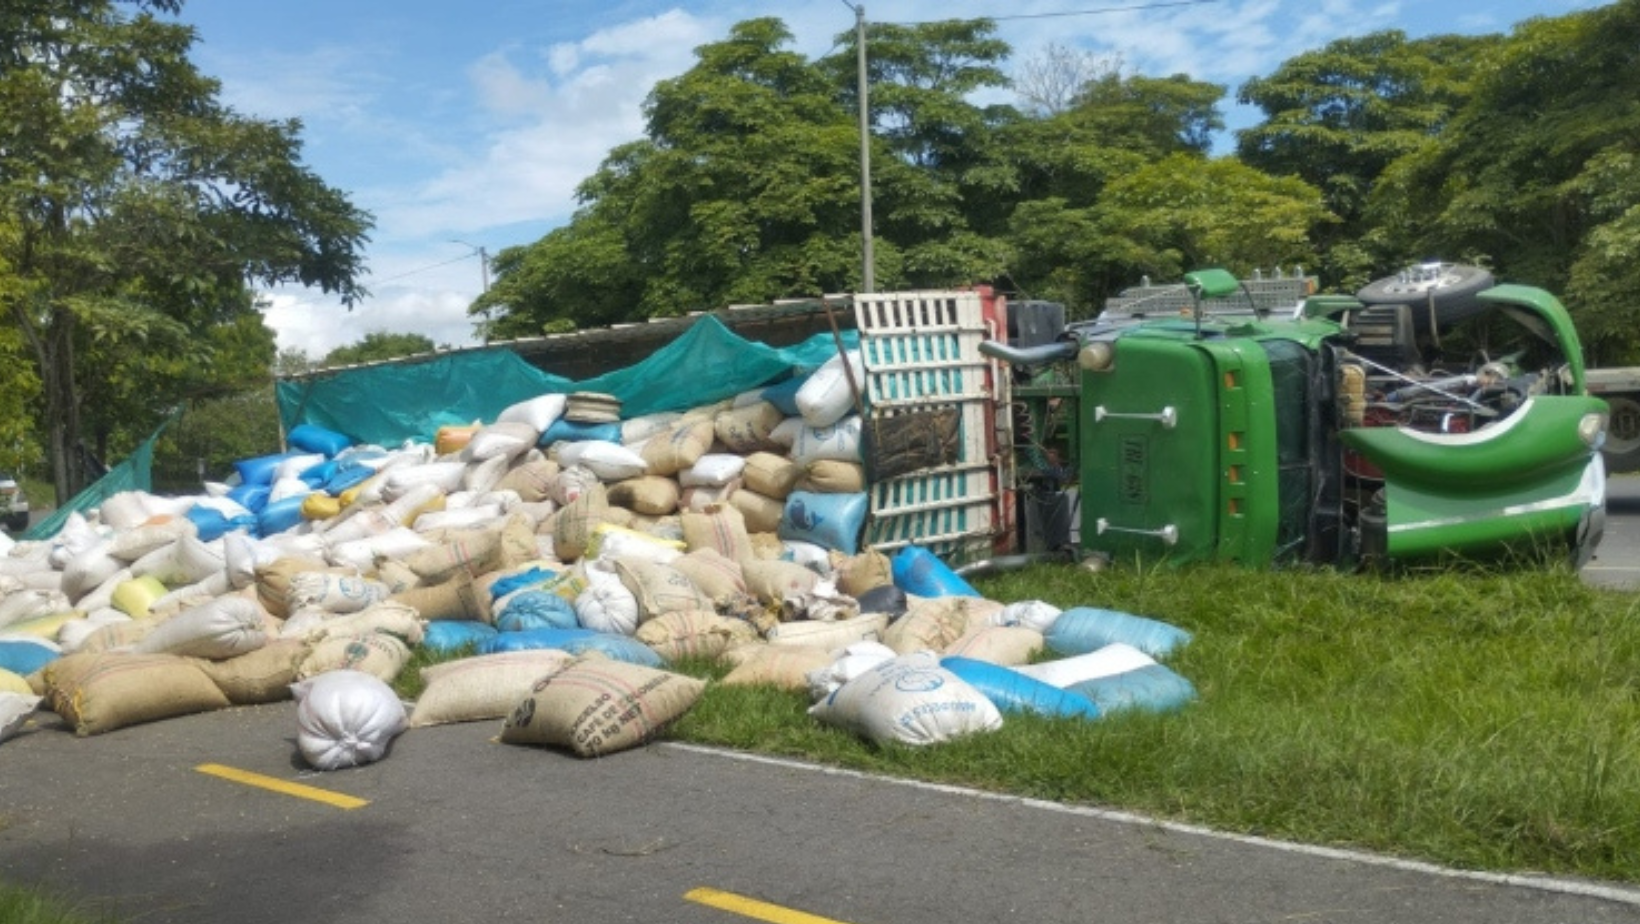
<box><xmin>663</xmin><ymin>561</ymin><xmax>1640</xmax><ymax>884</ymax></box>
<box><xmin>0</xmin><ymin>882</ymin><xmax>117</xmax><ymax>924</ymax></box>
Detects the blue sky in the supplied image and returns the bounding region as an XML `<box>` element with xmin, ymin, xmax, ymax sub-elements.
<box><xmin>175</xmin><ymin>0</ymin><xmax>1605</xmax><ymax>358</ymax></box>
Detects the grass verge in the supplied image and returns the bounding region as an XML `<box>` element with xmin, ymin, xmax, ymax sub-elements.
<box><xmin>667</xmin><ymin>561</ymin><xmax>1640</xmax><ymax>885</ymax></box>
<box><xmin>0</xmin><ymin>881</ymin><xmax>115</xmax><ymax>924</ymax></box>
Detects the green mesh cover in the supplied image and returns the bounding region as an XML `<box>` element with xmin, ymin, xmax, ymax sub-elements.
<box><xmin>275</xmin><ymin>315</ymin><xmax>858</xmax><ymax>448</ymax></box>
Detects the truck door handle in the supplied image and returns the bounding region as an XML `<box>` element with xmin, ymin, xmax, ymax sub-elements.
<box><xmin>1096</xmin><ymin>518</ymin><xmax>1179</xmax><ymax>546</ymax></box>
<box><xmin>1094</xmin><ymin>405</ymin><xmax>1178</xmax><ymax>429</ymax></box>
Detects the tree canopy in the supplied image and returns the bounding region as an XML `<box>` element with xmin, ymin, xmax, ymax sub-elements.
<box><xmin>0</xmin><ymin>0</ymin><xmax>371</xmax><ymax>500</ymax></box>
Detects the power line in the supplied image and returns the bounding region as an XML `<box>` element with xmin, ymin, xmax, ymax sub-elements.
<box><xmin>887</xmin><ymin>0</ymin><xmax>1220</xmax><ymax>26</ymax></box>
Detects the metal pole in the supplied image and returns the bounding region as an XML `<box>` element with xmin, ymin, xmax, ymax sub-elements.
<box><xmin>854</xmin><ymin>4</ymin><xmax>874</xmax><ymax>293</ymax></box>
<box><xmin>478</xmin><ymin>246</ymin><xmax>490</xmax><ymax>293</ymax></box>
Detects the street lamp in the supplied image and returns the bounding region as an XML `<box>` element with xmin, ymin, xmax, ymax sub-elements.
<box><xmin>839</xmin><ymin>0</ymin><xmax>874</xmax><ymax>292</ymax></box>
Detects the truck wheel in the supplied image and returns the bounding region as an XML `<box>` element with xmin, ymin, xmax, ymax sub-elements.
<box><xmin>1601</xmin><ymin>393</ymin><xmax>1640</xmax><ymax>473</ymax></box>
<box><xmin>1356</xmin><ymin>263</ymin><xmax>1495</xmax><ymax>329</ymax></box>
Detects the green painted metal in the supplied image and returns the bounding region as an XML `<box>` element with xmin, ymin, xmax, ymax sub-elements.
<box><xmin>1338</xmin><ymin>395</ymin><xmax>1605</xmax><ymax>492</ymax></box>
<box><xmin>1193</xmin><ymin>339</ymin><xmax>1282</xmax><ymax>566</ymax></box>
<box><xmin>1079</xmin><ymin>337</ymin><xmax>1219</xmax><ymax>563</ymax></box>
<box><xmin>1378</xmin><ymin>463</ymin><xmax>1593</xmax><ymax>559</ymax></box>
<box><xmin>1477</xmin><ymin>284</ymin><xmax>1588</xmax><ymax>393</ymax></box>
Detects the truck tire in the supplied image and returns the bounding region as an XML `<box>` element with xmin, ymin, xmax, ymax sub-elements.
<box><xmin>1356</xmin><ymin>263</ymin><xmax>1495</xmax><ymax>330</ymax></box>
<box><xmin>1601</xmin><ymin>393</ymin><xmax>1640</xmax><ymax>473</ymax></box>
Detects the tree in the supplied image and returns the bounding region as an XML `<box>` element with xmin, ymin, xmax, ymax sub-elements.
<box><xmin>0</xmin><ymin>0</ymin><xmax>371</xmax><ymax>502</ymax></box>
<box><xmin>1362</xmin><ymin>0</ymin><xmax>1640</xmax><ymax>360</ymax></box>
<box><xmin>1014</xmin><ymin>43</ymin><xmax>1121</xmax><ymax>116</ymax></box>
<box><xmin>1235</xmin><ymin>30</ymin><xmax>1498</xmax><ymax>289</ymax></box>
<box><xmin>323</xmin><ymin>331</ymin><xmax>437</xmax><ymax>368</ymax></box>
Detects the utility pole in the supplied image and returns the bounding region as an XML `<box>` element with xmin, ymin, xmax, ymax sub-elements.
<box><xmin>849</xmin><ymin>2</ymin><xmax>874</xmax><ymax>292</ymax></box>
<box><xmin>451</xmin><ymin>240</ymin><xmax>491</xmax><ymax>293</ymax></box>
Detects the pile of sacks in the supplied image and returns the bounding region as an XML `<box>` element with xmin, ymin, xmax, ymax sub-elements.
<box><xmin>0</xmin><ymin>359</ymin><xmax>1197</xmax><ymax>766</ymax></box>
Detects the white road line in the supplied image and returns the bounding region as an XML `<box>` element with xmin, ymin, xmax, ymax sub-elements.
<box><xmin>665</xmin><ymin>743</ymin><xmax>1640</xmax><ymax>909</ymax></box>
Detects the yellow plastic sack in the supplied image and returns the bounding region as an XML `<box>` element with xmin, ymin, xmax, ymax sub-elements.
<box><xmin>110</xmin><ymin>575</ymin><xmax>170</xmax><ymax>619</ymax></box>
<box><xmin>301</xmin><ymin>493</ymin><xmax>342</xmax><ymax>521</ymax></box>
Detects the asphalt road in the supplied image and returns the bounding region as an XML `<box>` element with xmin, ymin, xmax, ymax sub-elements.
<box><xmin>3</xmin><ymin>703</ymin><xmax>1639</xmax><ymax>924</ymax></box>
<box><xmin>1585</xmin><ymin>474</ymin><xmax>1640</xmax><ymax>590</ymax></box>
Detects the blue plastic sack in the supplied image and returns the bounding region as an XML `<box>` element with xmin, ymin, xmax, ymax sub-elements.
<box><xmin>322</xmin><ymin>462</ymin><xmax>376</xmax><ymax>495</ymax></box>
<box><xmin>494</xmin><ymin>591</ymin><xmax>579</xmax><ymax>633</ymax></box>
<box><xmin>778</xmin><ymin>491</ymin><xmax>868</xmax><ymax>555</ymax></box>
<box><xmin>256</xmin><ymin>494</ymin><xmax>310</xmax><ymax>537</ymax></box>
<box><xmin>941</xmin><ymin>656</ymin><xmax>1101</xmax><ymax>720</ymax></box>
<box><xmin>422</xmin><ymin>620</ymin><xmax>499</xmax><ymax>654</ymax></box>
<box><xmin>540</xmin><ymin>419</ymin><xmax>622</xmax><ymax>446</ymax></box>
<box><xmin>489</xmin><ymin>566</ymin><xmax>557</xmax><ymax>601</ymax></box>
<box><xmin>185</xmin><ymin>505</ymin><xmax>254</xmax><ymax>542</ymax></box>
<box><xmin>478</xmin><ymin>628</ymin><xmax>663</xmax><ymax>667</ymax></box>
<box><xmin>1068</xmin><ymin>663</ymin><xmax>1197</xmax><ymax>715</ymax></box>
<box><xmin>760</xmin><ymin>375</ymin><xmax>806</xmax><ymax>416</ymax></box>
<box><xmin>0</xmin><ymin>639</ymin><xmax>59</xmax><ymax>676</ymax></box>
<box><xmin>287</xmin><ymin>423</ymin><xmax>353</xmax><ymax>457</ymax></box>
<box><xmin>1044</xmin><ymin>607</ymin><xmax>1192</xmax><ymax>660</ymax></box>
<box><xmin>892</xmin><ymin>545</ymin><xmax>981</xmax><ymax>598</ymax></box>
<box><xmin>297</xmin><ymin>458</ymin><xmax>338</xmax><ymax>489</ymax></box>
<box><xmin>233</xmin><ymin>451</ymin><xmax>301</xmax><ymax>487</ymax></box>
<box><xmin>226</xmin><ymin>482</ymin><xmax>271</xmax><ymax>514</ymax></box>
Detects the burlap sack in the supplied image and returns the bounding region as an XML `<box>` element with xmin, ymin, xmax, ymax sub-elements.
<box><xmin>634</xmin><ymin>610</ymin><xmax>759</xmax><ymax>662</ymax></box>
<box><xmin>43</xmin><ymin>651</ymin><xmax>231</xmax><ymax>736</ymax></box>
<box><xmin>404</xmin><ymin>525</ymin><xmax>503</xmax><ymax>584</ymax></box>
<box><xmin>765</xmin><ymin>612</ymin><xmax>889</xmax><ymax>653</ymax></box>
<box><xmin>882</xmin><ymin>597</ymin><xmax>982</xmax><ymax>655</ymax></box>
<box><xmin>714</xmin><ymin>402</ymin><xmax>784</xmax><ymax>454</ymax></box>
<box><xmin>198</xmin><ymin>639</ymin><xmax>313</xmax><ymax>704</ymax></box>
<box><xmin>728</xmin><ymin>489</ymin><xmax>784</xmax><ymax>535</ymax></box>
<box><xmin>494</xmin><ymin>458</ymin><xmax>561</xmax><ymax>503</ymax></box>
<box><xmin>607</xmin><ymin>476</ymin><xmax>681</xmax><ymax>517</ymax></box>
<box><xmin>295</xmin><ymin>630</ymin><xmax>413</xmax><ymax>684</ymax></box>
<box><xmin>796</xmin><ymin>460</ymin><xmax>866</xmax><ymax>494</ymax></box>
<box><xmin>679</xmin><ymin>503</ymin><xmax>754</xmax><ymax>564</ymax></box>
<box><xmin>669</xmin><ymin>548</ymin><xmax>747</xmax><ymax>601</ymax></box>
<box><xmin>500</xmin><ymin>653</ymin><xmax>706</xmax><ymax>757</ymax></box>
<box><xmin>409</xmin><ymin>649</ymin><xmax>575</xmax><ymax>727</ymax></box>
<box><xmin>553</xmin><ymin>483</ymin><xmax>609</xmax><ymax>562</ymax></box>
<box><xmin>720</xmin><ymin>643</ymin><xmax>837</xmax><ymax>690</ymax></box>
<box><xmin>830</xmin><ymin>549</ymin><xmax>894</xmax><ymax>597</ymax></box>
<box><xmin>388</xmin><ymin>570</ymin><xmax>487</xmax><ymax>622</ymax></box>
<box><xmin>942</xmin><ymin>625</ymin><xmax>1044</xmax><ymax>666</ymax></box>
<box><xmin>742</xmin><ymin>559</ymin><xmax>821</xmax><ymax>606</ymax></box>
<box><xmin>741</xmin><ymin>452</ymin><xmax>799</xmax><ymax>499</ymax></box>
<box><xmin>612</xmin><ymin>557</ymin><xmax>715</xmax><ymax>622</ymax></box>
<box><xmin>639</xmin><ymin>419</ymin><xmax>715</xmax><ymax>477</ymax></box>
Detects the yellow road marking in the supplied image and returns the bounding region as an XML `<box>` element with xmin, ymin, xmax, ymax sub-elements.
<box><xmin>195</xmin><ymin>763</ymin><xmax>369</xmax><ymax>810</ymax></box>
<box><xmin>684</xmin><ymin>887</ymin><xmax>855</xmax><ymax>924</ymax></box>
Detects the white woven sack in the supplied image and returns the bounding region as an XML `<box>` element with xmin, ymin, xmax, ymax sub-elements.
<box><xmin>108</xmin><ymin>517</ymin><xmax>197</xmax><ymax>562</ymax></box>
<box><xmin>272</xmin><ymin>453</ymin><xmax>327</xmax><ymax>483</ymax></box>
<box><xmin>61</xmin><ymin>543</ymin><xmax>123</xmax><ymax>604</ymax></box>
<box><xmin>766</xmin><ymin>612</ymin><xmax>888</xmax><ymax>653</ymax></box>
<box><xmin>134</xmin><ymin>594</ymin><xmax>267</xmax><ymax>660</ymax></box>
<box><xmin>769</xmin><ymin>416</ymin><xmax>804</xmax><ymax>449</ymax></box>
<box><xmin>0</xmin><ymin>590</ymin><xmax>71</xmax><ymax>631</ymax></box>
<box><xmin>573</xmin><ymin>561</ymin><xmax>639</xmax><ymax>636</ymax></box>
<box><xmin>130</xmin><ymin>533</ymin><xmax>226</xmax><ymax>587</ymax></box>
<box><xmin>805</xmin><ymin>641</ymin><xmax>897</xmax><ymax>701</ymax></box>
<box><xmin>287</xmin><ymin>572</ymin><xmax>392</xmax><ymax>614</ymax></box>
<box><xmin>809</xmin><ymin>650</ymin><xmax>1003</xmax><ymax>746</ymax></box>
<box><xmin>95</xmin><ymin>492</ymin><xmax>163</xmax><ymax>531</ymax></box>
<box><xmin>57</xmin><ymin>610</ymin><xmax>134</xmax><ymax>653</ymax></box>
<box><xmin>795</xmin><ymin>350</ymin><xmax>866</xmax><ymax>428</ymax></box>
<box><xmin>293</xmin><ymin>669</ymin><xmax>408</xmax><ymax>770</ymax></box>
<box><xmin>325</xmin><ymin>526</ymin><xmax>433</xmax><ymax>573</ymax></box>
<box><xmin>412</xmin><ymin>504</ymin><xmax>503</xmax><ymax>533</ymax></box>
<box><xmin>150</xmin><ymin>572</ymin><xmax>235</xmax><ymax>617</ymax></box>
<box><xmin>75</xmin><ymin>567</ymin><xmax>134</xmax><ymax>614</ymax></box>
<box><xmin>790</xmin><ymin>417</ymin><xmax>863</xmax><ymax>466</ymax></box>
<box><xmin>497</xmin><ymin>393</ymin><xmax>568</xmax><ymax>433</ymax></box>
<box><xmin>0</xmin><ymin>692</ymin><xmax>42</xmax><ymax>745</ymax></box>
<box><xmin>383</xmin><ymin>461</ymin><xmax>467</xmax><ymax>501</ymax></box>
<box><xmin>558</xmin><ymin>441</ymin><xmax>647</xmax><ymax>482</ymax></box>
<box><xmin>989</xmin><ymin>599</ymin><xmax>1064</xmax><ymax>634</ymax></box>
<box><xmin>1015</xmin><ymin>642</ymin><xmax>1156</xmax><ymax>688</ymax></box>
<box><xmin>679</xmin><ymin>454</ymin><xmax>746</xmax><ymax>488</ymax></box>
<box><xmin>467</xmin><ymin>421</ymin><xmax>540</xmax><ymax>462</ymax></box>
<box><xmin>621</xmin><ymin>411</ymin><xmax>683</xmax><ymax>446</ymax></box>
<box><xmin>380</xmin><ymin>482</ymin><xmax>446</xmax><ymax>527</ymax></box>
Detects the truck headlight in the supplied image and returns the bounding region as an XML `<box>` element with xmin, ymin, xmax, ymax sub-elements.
<box><xmin>1578</xmin><ymin>411</ymin><xmax>1608</xmax><ymax>449</ymax></box>
<box><xmin>1078</xmin><ymin>342</ymin><xmax>1114</xmax><ymax>372</ymax></box>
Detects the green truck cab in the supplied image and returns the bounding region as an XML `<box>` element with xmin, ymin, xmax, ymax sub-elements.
<box><xmin>986</xmin><ymin>264</ymin><xmax>1610</xmax><ymax>569</ymax></box>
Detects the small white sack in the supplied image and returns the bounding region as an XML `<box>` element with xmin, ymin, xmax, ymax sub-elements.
<box><xmin>621</xmin><ymin>411</ymin><xmax>683</xmax><ymax>446</ymax></box>
<box><xmin>293</xmin><ymin>669</ymin><xmax>408</xmax><ymax>770</ymax></box>
<box><xmin>272</xmin><ymin>453</ymin><xmax>327</xmax><ymax>484</ymax></box>
<box><xmin>134</xmin><ymin>594</ymin><xmax>268</xmax><ymax>660</ymax></box>
<box><xmin>383</xmin><ymin>462</ymin><xmax>467</xmax><ymax>501</ymax></box>
<box><xmin>679</xmin><ymin>454</ymin><xmax>746</xmax><ymax>488</ymax></box>
<box><xmin>411</xmin><ymin>504</ymin><xmax>503</xmax><ymax>533</ymax></box>
<box><xmin>558</xmin><ymin>441</ymin><xmax>647</xmax><ymax>482</ymax></box>
<box><xmin>809</xmin><ymin>650</ymin><xmax>1003</xmax><ymax>746</ymax></box>
<box><xmin>467</xmin><ymin>421</ymin><xmax>541</xmax><ymax>463</ymax></box>
<box><xmin>130</xmin><ymin>533</ymin><xmax>226</xmax><ymax>587</ymax></box>
<box><xmin>0</xmin><ymin>692</ymin><xmax>42</xmax><ymax>745</ymax></box>
<box><xmin>796</xmin><ymin>350</ymin><xmax>867</xmax><ymax>428</ymax></box>
<box><xmin>805</xmin><ymin>640</ymin><xmax>897</xmax><ymax>701</ymax></box>
<box><xmin>790</xmin><ymin>417</ymin><xmax>863</xmax><ymax>466</ymax></box>
<box><xmin>0</xmin><ymin>590</ymin><xmax>72</xmax><ymax>631</ymax></box>
<box><xmin>989</xmin><ymin>599</ymin><xmax>1064</xmax><ymax>634</ymax></box>
<box><xmin>573</xmin><ymin>561</ymin><xmax>640</xmax><ymax>636</ymax></box>
<box><xmin>497</xmin><ymin>393</ymin><xmax>568</xmax><ymax>433</ymax></box>
<box><xmin>287</xmin><ymin>572</ymin><xmax>392</xmax><ymax>614</ymax></box>
<box><xmin>768</xmin><ymin>417</ymin><xmax>804</xmax><ymax>449</ymax></box>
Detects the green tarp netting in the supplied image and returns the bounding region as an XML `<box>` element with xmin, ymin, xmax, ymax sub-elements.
<box><xmin>22</xmin><ymin>418</ymin><xmax>168</xmax><ymax>542</ymax></box>
<box><xmin>276</xmin><ymin>315</ymin><xmax>857</xmax><ymax>448</ymax></box>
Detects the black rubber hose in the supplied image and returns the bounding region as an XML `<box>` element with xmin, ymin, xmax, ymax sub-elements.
<box><xmin>978</xmin><ymin>339</ymin><xmax>1078</xmax><ymax>367</ymax></box>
